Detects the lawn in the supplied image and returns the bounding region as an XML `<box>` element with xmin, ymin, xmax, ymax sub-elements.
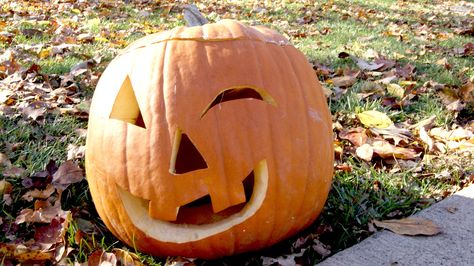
<box><xmin>0</xmin><ymin>0</ymin><xmax>473</xmax><ymax>265</ymax></box>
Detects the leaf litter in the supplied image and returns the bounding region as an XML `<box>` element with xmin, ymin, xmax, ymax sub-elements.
<box><xmin>373</xmin><ymin>217</ymin><xmax>441</xmax><ymax>236</ymax></box>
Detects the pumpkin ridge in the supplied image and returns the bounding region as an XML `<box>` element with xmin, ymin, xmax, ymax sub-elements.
<box><xmin>280</xmin><ymin>46</ymin><xmax>313</xmax><ymax>235</ymax></box>
<box><xmin>260</xmin><ymin>43</ymin><xmax>296</xmax><ymax>244</ymax></box>
<box><xmin>245</xmin><ymin>38</ymin><xmax>278</xmax><ymax>248</ymax></box>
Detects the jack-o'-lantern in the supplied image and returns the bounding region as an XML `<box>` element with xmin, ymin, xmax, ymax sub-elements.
<box><xmin>85</xmin><ymin>20</ymin><xmax>333</xmax><ymax>259</ymax></box>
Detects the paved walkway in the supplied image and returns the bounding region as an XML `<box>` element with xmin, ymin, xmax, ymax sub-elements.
<box><xmin>319</xmin><ymin>184</ymin><xmax>474</xmax><ymax>266</ymax></box>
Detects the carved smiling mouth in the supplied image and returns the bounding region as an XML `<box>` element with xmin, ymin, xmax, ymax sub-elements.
<box><xmin>116</xmin><ymin>160</ymin><xmax>268</xmax><ymax>243</ymax></box>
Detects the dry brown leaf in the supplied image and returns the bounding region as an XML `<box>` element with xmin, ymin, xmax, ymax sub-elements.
<box><xmin>87</xmin><ymin>250</ymin><xmax>118</xmax><ymax>266</ymax></box>
<box><xmin>112</xmin><ymin>248</ymin><xmax>145</xmax><ymax>266</ymax></box>
<box><xmin>21</xmin><ymin>184</ymin><xmax>55</xmax><ymax>202</ymax></box>
<box><xmin>67</xmin><ymin>144</ymin><xmax>86</xmax><ymax>160</ymax></box>
<box><xmin>373</xmin><ymin>217</ymin><xmax>441</xmax><ymax>236</ymax></box>
<box><xmin>419</xmin><ymin>126</ymin><xmax>434</xmax><ymax>151</ymax></box>
<box><xmin>356</xmin><ymin>143</ymin><xmax>374</xmax><ymax>161</ymax></box>
<box><xmin>430</xmin><ymin>127</ymin><xmax>450</xmax><ymax>140</ymax></box>
<box><xmin>2</xmin><ymin>166</ymin><xmax>26</xmax><ymax>178</ymax></box>
<box><xmin>0</xmin><ymin>152</ymin><xmax>12</xmax><ymax>167</ymax></box>
<box><xmin>52</xmin><ymin>160</ymin><xmax>84</xmax><ymax>190</ymax></box>
<box><xmin>370</xmin><ymin>125</ymin><xmax>412</xmax><ymax>145</ymax></box>
<box><xmin>0</xmin><ymin>179</ymin><xmax>13</xmax><ymax>195</ymax></box>
<box><xmin>0</xmin><ymin>243</ymin><xmax>55</xmax><ymax>262</ymax></box>
<box><xmin>2</xmin><ymin>212</ymin><xmax>71</xmax><ymax>262</ymax></box>
<box><xmin>339</xmin><ymin>127</ymin><xmax>368</xmax><ymax>147</ymax></box>
<box><xmin>331</xmin><ymin>75</ymin><xmax>357</xmax><ymax>87</ymax></box>
<box><xmin>261</xmin><ymin>249</ymin><xmax>305</xmax><ymax>266</ymax></box>
<box><xmin>34</xmin><ymin>214</ymin><xmax>71</xmax><ymax>246</ymax></box>
<box><xmin>408</xmin><ymin>115</ymin><xmax>436</xmax><ymax>130</ymax></box>
<box><xmin>22</xmin><ymin>106</ymin><xmax>47</xmax><ymax>121</ymax></box>
<box><xmin>372</xmin><ymin>140</ymin><xmax>419</xmax><ymax>159</ymax></box>
<box><xmin>459</xmin><ymin>80</ymin><xmax>474</xmax><ymax>102</ymax></box>
<box><xmin>164</xmin><ymin>257</ymin><xmax>196</xmax><ymax>266</ymax></box>
<box><xmin>355</xmin><ymin>57</ymin><xmax>385</xmax><ymax>71</ymax></box>
<box><xmin>447</xmin><ymin>127</ymin><xmax>473</xmax><ymax>141</ymax></box>
<box><xmin>16</xmin><ymin>199</ymin><xmax>68</xmax><ymax>224</ymax></box>
<box><xmin>74</xmin><ymin>128</ymin><xmax>88</xmax><ymax>138</ymax></box>
<box><xmin>335</xmin><ymin>164</ymin><xmax>353</xmax><ymax>172</ymax></box>
<box><xmin>446</xmin><ymin>99</ymin><xmax>464</xmax><ymax>112</ymax></box>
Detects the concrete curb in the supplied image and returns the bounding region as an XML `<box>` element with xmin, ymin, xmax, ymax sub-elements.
<box><xmin>319</xmin><ymin>185</ymin><xmax>474</xmax><ymax>265</ymax></box>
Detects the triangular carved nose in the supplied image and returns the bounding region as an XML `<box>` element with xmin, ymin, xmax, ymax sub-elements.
<box><xmin>110</xmin><ymin>75</ymin><xmax>146</xmax><ymax>128</ymax></box>
<box><xmin>169</xmin><ymin>129</ymin><xmax>208</xmax><ymax>174</ymax></box>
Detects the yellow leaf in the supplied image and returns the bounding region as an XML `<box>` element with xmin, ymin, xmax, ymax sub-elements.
<box><xmin>94</xmin><ymin>36</ymin><xmax>109</xmax><ymax>43</ymax></box>
<box><xmin>386</xmin><ymin>83</ymin><xmax>404</xmax><ymax>98</ymax></box>
<box><xmin>38</xmin><ymin>48</ymin><xmax>51</xmax><ymax>59</ymax></box>
<box><xmin>357</xmin><ymin>110</ymin><xmax>393</xmax><ymax>128</ymax></box>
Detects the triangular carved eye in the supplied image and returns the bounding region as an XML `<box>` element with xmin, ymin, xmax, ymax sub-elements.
<box><xmin>110</xmin><ymin>75</ymin><xmax>146</xmax><ymax>128</ymax></box>
<box><xmin>170</xmin><ymin>129</ymin><xmax>208</xmax><ymax>174</ymax></box>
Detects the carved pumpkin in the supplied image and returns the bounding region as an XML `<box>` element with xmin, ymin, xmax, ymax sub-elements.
<box><xmin>85</xmin><ymin>20</ymin><xmax>333</xmax><ymax>259</ymax></box>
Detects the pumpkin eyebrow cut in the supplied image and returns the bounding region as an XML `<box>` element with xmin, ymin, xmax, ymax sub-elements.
<box><xmin>200</xmin><ymin>86</ymin><xmax>276</xmax><ymax>118</ymax></box>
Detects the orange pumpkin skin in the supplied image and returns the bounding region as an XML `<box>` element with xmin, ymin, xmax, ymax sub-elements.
<box><xmin>86</xmin><ymin>20</ymin><xmax>333</xmax><ymax>259</ymax></box>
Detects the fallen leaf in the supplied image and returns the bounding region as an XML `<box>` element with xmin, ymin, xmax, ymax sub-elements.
<box><xmin>435</xmin><ymin>57</ymin><xmax>452</xmax><ymax>70</ymax></box>
<box><xmin>459</xmin><ymin>80</ymin><xmax>474</xmax><ymax>102</ymax></box>
<box><xmin>3</xmin><ymin>193</ymin><xmax>12</xmax><ymax>206</ymax></box>
<box><xmin>66</xmin><ymin>144</ymin><xmax>86</xmax><ymax>160</ymax></box>
<box><xmin>0</xmin><ymin>179</ymin><xmax>13</xmax><ymax>195</ymax></box>
<box><xmin>331</xmin><ymin>75</ymin><xmax>357</xmax><ymax>87</ymax></box>
<box><xmin>445</xmin><ymin>207</ymin><xmax>458</xmax><ymax>214</ymax></box>
<box><xmin>446</xmin><ymin>100</ymin><xmax>464</xmax><ymax>112</ymax></box>
<box><xmin>339</xmin><ymin>127</ymin><xmax>368</xmax><ymax>147</ymax></box>
<box><xmin>112</xmin><ymin>248</ymin><xmax>144</xmax><ymax>266</ymax></box>
<box><xmin>22</xmin><ymin>106</ymin><xmax>47</xmax><ymax>121</ymax></box>
<box><xmin>15</xmin><ymin>199</ymin><xmax>68</xmax><ymax>224</ymax></box>
<box><xmin>356</xmin><ymin>143</ymin><xmax>374</xmax><ymax>161</ymax></box>
<box><xmin>70</xmin><ymin>59</ymin><xmax>96</xmax><ymax>76</ymax></box>
<box><xmin>447</xmin><ymin>127</ymin><xmax>473</xmax><ymax>141</ymax></box>
<box><xmin>419</xmin><ymin>126</ymin><xmax>434</xmax><ymax>151</ymax></box>
<box><xmin>2</xmin><ymin>212</ymin><xmax>71</xmax><ymax>262</ymax></box>
<box><xmin>34</xmin><ymin>214</ymin><xmax>71</xmax><ymax>246</ymax></box>
<box><xmin>357</xmin><ymin>110</ymin><xmax>393</xmax><ymax>129</ymax></box>
<box><xmin>370</xmin><ymin>125</ymin><xmax>413</xmax><ymax>145</ymax></box>
<box><xmin>335</xmin><ymin>164</ymin><xmax>352</xmax><ymax>172</ymax></box>
<box><xmin>372</xmin><ymin>140</ymin><xmax>419</xmax><ymax>160</ymax></box>
<box><xmin>312</xmin><ymin>239</ymin><xmax>331</xmax><ymax>258</ymax></box>
<box><xmin>52</xmin><ymin>161</ymin><xmax>84</xmax><ymax>190</ymax></box>
<box><xmin>373</xmin><ymin>217</ymin><xmax>441</xmax><ymax>236</ymax></box>
<box><xmin>74</xmin><ymin>128</ymin><xmax>88</xmax><ymax>138</ymax></box>
<box><xmin>0</xmin><ymin>243</ymin><xmax>54</xmax><ymax>262</ymax></box>
<box><xmin>386</xmin><ymin>83</ymin><xmax>405</xmax><ymax>98</ymax></box>
<box><xmin>262</xmin><ymin>249</ymin><xmax>305</xmax><ymax>266</ymax></box>
<box><xmin>0</xmin><ymin>152</ymin><xmax>12</xmax><ymax>167</ymax></box>
<box><xmin>21</xmin><ymin>184</ymin><xmax>55</xmax><ymax>202</ymax></box>
<box><xmin>430</xmin><ymin>127</ymin><xmax>450</xmax><ymax>140</ymax></box>
<box><xmin>408</xmin><ymin>115</ymin><xmax>436</xmax><ymax>130</ymax></box>
<box><xmin>2</xmin><ymin>166</ymin><xmax>26</xmax><ymax>178</ymax></box>
<box><xmin>164</xmin><ymin>257</ymin><xmax>196</xmax><ymax>266</ymax></box>
<box><xmin>355</xmin><ymin>57</ymin><xmax>385</xmax><ymax>71</ymax></box>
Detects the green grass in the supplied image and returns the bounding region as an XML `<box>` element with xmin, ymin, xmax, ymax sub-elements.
<box><xmin>1</xmin><ymin>0</ymin><xmax>473</xmax><ymax>264</ymax></box>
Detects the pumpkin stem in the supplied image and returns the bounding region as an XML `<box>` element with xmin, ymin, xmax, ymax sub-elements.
<box><xmin>183</xmin><ymin>4</ymin><xmax>209</xmax><ymax>27</ymax></box>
